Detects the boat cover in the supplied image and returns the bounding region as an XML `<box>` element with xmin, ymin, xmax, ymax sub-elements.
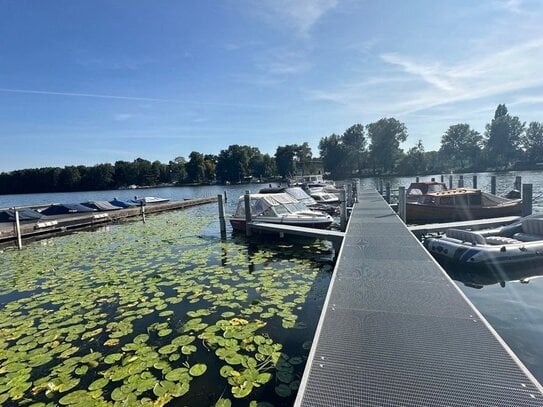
<box><xmin>234</xmin><ymin>193</ymin><xmax>298</xmax><ymax>217</ymax></box>
<box><xmin>82</xmin><ymin>201</ymin><xmax>122</xmax><ymax>211</ymax></box>
<box><xmin>0</xmin><ymin>208</ymin><xmax>44</xmax><ymax>222</ymax></box>
<box><xmin>110</xmin><ymin>199</ymin><xmax>139</xmax><ymax>208</ymax></box>
<box><xmin>40</xmin><ymin>204</ymin><xmax>97</xmax><ymax>216</ymax></box>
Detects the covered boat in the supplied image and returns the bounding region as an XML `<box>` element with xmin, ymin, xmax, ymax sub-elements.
<box><xmin>406</xmin><ymin>180</ymin><xmax>447</xmax><ymax>202</ymax></box>
<box><xmin>40</xmin><ymin>203</ymin><xmax>97</xmax><ymax>216</ymax></box>
<box><xmin>230</xmin><ymin>193</ymin><xmax>333</xmax><ymax>231</ymax></box>
<box><xmin>424</xmin><ymin>216</ymin><xmax>543</xmax><ymax>269</ymax></box>
<box><xmin>407</xmin><ymin>188</ymin><xmax>521</xmax><ymax>224</ymax></box>
<box><xmin>259</xmin><ymin>187</ymin><xmax>338</xmax><ymax>214</ymax></box>
<box><xmin>110</xmin><ymin>198</ymin><xmax>139</xmax><ymax>208</ymax></box>
<box><xmin>82</xmin><ymin>201</ymin><xmax>122</xmax><ymax>211</ymax></box>
<box><xmin>0</xmin><ymin>208</ymin><xmax>43</xmax><ymax>222</ymax></box>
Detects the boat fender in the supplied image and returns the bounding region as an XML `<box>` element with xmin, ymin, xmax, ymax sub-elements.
<box><xmin>500</xmin><ymin>246</ymin><xmax>506</xmax><ymax>252</ymax></box>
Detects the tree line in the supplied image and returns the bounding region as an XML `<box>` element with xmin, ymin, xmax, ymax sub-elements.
<box><xmin>1</xmin><ymin>104</ymin><xmax>541</xmax><ymax>195</ymax></box>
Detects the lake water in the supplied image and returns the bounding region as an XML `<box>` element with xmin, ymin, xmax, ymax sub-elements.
<box><xmin>1</xmin><ymin>170</ymin><xmax>543</xmax><ymax>402</ymax></box>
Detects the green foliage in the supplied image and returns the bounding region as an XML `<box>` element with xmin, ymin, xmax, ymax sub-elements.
<box><xmin>440</xmin><ymin>123</ymin><xmax>482</xmax><ymax>168</ymax></box>
<box><xmin>522</xmin><ymin>121</ymin><xmax>543</xmax><ymax>163</ymax></box>
<box><xmin>367</xmin><ymin>117</ymin><xmax>408</xmax><ymax>174</ymax></box>
<box><xmin>397</xmin><ymin>140</ymin><xmax>426</xmax><ymax>175</ymax></box>
<box><xmin>484</xmin><ymin>104</ymin><xmax>525</xmax><ymax>167</ymax></box>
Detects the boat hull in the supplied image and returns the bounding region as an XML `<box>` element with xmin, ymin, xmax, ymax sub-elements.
<box><xmin>230</xmin><ymin>217</ymin><xmax>333</xmax><ymax>232</ymax></box>
<box><xmin>407</xmin><ymin>201</ymin><xmax>522</xmax><ymax>224</ymax></box>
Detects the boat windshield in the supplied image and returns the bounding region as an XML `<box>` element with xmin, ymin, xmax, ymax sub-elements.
<box><xmin>427</xmin><ymin>184</ymin><xmax>447</xmax><ymax>192</ymax></box>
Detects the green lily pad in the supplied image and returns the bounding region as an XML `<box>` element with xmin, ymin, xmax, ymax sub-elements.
<box><xmin>189</xmin><ymin>363</ymin><xmax>207</xmax><ymax>377</ymax></box>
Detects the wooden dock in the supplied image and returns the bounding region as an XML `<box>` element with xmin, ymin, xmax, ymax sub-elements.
<box><xmin>295</xmin><ymin>189</ymin><xmax>543</xmax><ymax>406</ymax></box>
<box><xmin>0</xmin><ymin>197</ymin><xmax>217</xmax><ymax>245</ymax></box>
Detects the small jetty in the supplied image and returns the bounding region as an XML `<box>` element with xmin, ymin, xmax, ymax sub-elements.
<box><xmin>295</xmin><ymin>189</ymin><xmax>543</xmax><ymax>406</ymax></box>
<box><xmin>0</xmin><ymin>197</ymin><xmax>217</xmax><ymax>245</ymax></box>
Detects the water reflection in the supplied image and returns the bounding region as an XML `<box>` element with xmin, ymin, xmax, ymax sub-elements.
<box><xmin>444</xmin><ymin>262</ymin><xmax>543</xmax><ymax>289</ymax></box>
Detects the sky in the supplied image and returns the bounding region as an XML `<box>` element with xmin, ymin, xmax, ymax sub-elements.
<box><xmin>1</xmin><ymin>0</ymin><xmax>543</xmax><ymax>172</ymax></box>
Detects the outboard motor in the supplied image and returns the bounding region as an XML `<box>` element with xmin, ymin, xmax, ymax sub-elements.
<box><xmin>505</xmin><ymin>189</ymin><xmax>521</xmax><ymax>199</ymax></box>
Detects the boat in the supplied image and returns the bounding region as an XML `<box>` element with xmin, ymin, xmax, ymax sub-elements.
<box><xmin>110</xmin><ymin>198</ymin><xmax>139</xmax><ymax>208</ymax></box>
<box><xmin>259</xmin><ymin>186</ymin><xmax>338</xmax><ymax>215</ymax></box>
<box><xmin>309</xmin><ymin>190</ymin><xmax>340</xmax><ymax>205</ymax></box>
<box><xmin>132</xmin><ymin>196</ymin><xmax>170</xmax><ymax>205</ymax></box>
<box><xmin>229</xmin><ymin>193</ymin><xmax>334</xmax><ymax>232</ymax></box>
<box><xmin>82</xmin><ymin>201</ymin><xmax>122</xmax><ymax>211</ymax></box>
<box><xmin>406</xmin><ymin>180</ymin><xmax>448</xmax><ymax>202</ymax></box>
<box><xmin>406</xmin><ymin>188</ymin><xmax>522</xmax><ymax>224</ymax></box>
<box><xmin>0</xmin><ymin>208</ymin><xmax>43</xmax><ymax>222</ymax></box>
<box><xmin>424</xmin><ymin>215</ymin><xmax>543</xmax><ymax>269</ymax></box>
<box><xmin>40</xmin><ymin>203</ymin><xmax>97</xmax><ymax>216</ymax></box>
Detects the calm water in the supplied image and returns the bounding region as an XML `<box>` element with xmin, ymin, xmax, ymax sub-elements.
<box><xmin>2</xmin><ymin>170</ymin><xmax>543</xmax><ymax>388</ymax></box>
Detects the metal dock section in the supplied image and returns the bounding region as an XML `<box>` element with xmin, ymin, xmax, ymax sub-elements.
<box><xmin>295</xmin><ymin>189</ymin><xmax>543</xmax><ymax>406</ymax></box>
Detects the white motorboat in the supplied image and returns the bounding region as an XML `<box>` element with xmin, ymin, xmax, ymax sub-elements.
<box><xmin>229</xmin><ymin>193</ymin><xmax>333</xmax><ymax>231</ymax></box>
<box><xmin>424</xmin><ymin>215</ymin><xmax>543</xmax><ymax>268</ymax></box>
<box><xmin>309</xmin><ymin>190</ymin><xmax>340</xmax><ymax>205</ymax></box>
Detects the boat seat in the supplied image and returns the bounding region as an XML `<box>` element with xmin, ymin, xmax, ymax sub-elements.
<box><xmin>521</xmin><ymin>218</ymin><xmax>543</xmax><ymax>235</ymax></box>
<box><xmin>445</xmin><ymin>229</ymin><xmax>486</xmax><ymax>245</ymax></box>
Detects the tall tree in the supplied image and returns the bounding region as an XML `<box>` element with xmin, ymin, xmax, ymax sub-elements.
<box><xmin>440</xmin><ymin>123</ymin><xmax>482</xmax><ymax>168</ymax></box>
<box><xmin>366</xmin><ymin>118</ymin><xmax>408</xmax><ymax>174</ymax></box>
<box><xmin>342</xmin><ymin>124</ymin><xmax>367</xmax><ymax>174</ymax></box>
<box><xmin>522</xmin><ymin>121</ymin><xmax>543</xmax><ymax>163</ymax></box>
<box><xmin>484</xmin><ymin>104</ymin><xmax>525</xmax><ymax>167</ymax></box>
<box><xmin>216</xmin><ymin>145</ymin><xmax>255</xmax><ymax>183</ymax></box>
<box><xmin>185</xmin><ymin>151</ymin><xmax>206</xmax><ymax>183</ymax></box>
<box><xmin>275</xmin><ymin>145</ymin><xmax>297</xmax><ymax>178</ymax></box>
<box><xmin>397</xmin><ymin>140</ymin><xmax>426</xmax><ymax>175</ymax></box>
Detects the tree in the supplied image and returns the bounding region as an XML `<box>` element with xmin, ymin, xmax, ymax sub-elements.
<box><xmin>484</xmin><ymin>104</ymin><xmax>525</xmax><ymax>168</ymax></box>
<box><xmin>216</xmin><ymin>145</ymin><xmax>255</xmax><ymax>183</ymax></box>
<box><xmin>522</xmin><ymin>121</ymin><xmax>543</xmax><ymax>163</ymax></box>
<box><xmin>185</xmin><ymin>151</ymin><xmax>206</xmax><ymax>183</ymax></box>
<box><xmin>59</xmin><ymin>166</ymin><xmax>81</xmax><ymax>191</ymax></box>
<box><xmin>440</xmin><ymin>124</ymin><xmax>482</xmax><ymax>168</ymax></box>
<box><xmin>342</xmin><ymin>124</ymin><xmax>367</xmax><ymax>174</ymax></box>
<box><xmin>367</xmin><ymin>118</ymin><xmax>408</xmax><ymax>174</ymax></box>
<box><xmin>397</xmin><ymin>140</ymin><xmax>426</xmax><ymax>175</ymax></box>
<box><xmin>275</xmin><ymin>145</ymin><xmax>297</xmax><ymax>178</ymax></box>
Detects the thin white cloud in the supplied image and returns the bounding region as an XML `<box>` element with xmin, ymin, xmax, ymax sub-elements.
<box><xmin>114</xmin><ymin>113</ymin><xmax>133</xmax><ymax>121</ymax></box>
<box><xmin>501</xmin><ymin>0</ymin><xmax>524</xmax><ymax>13</ymax></box>
<box><xmin>251</xmin><ymin>0</ymin><xmax>338</xmax><ymax>37</ymax></box>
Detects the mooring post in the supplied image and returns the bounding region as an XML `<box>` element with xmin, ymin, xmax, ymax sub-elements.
<box><xmin>218</xmin><ymin>194</ymin><xmax>226</xmax><ymax>239</ymax></box>
<box><xmin>515</xmin><ymin>176</ymin><xmax>522</xmax><ymax>191</ymax></box>
<box><xmin>244</xmin><ymin>190</ymin><xmax>252</xmax><ymax>237</ymax></box>
<box><xmin>449</xmin><ymin>175</ymin><xmax>453</xmax><ymax>189</ymax></box>
<box><xmin>385</xmin><ymin>183</ymin><xmax>391</xmax><ymax>203</ymax></box>
<box><xmin>355</xmin><ymin>179</ymin><xmax>360</xmax><ymax>203</ymax></box>
<box><xmin>415</xmin><ymin>176</ymin><xmax>419</xmax><ymax>182</ymax></box>
<box><xmin>472</xmin><ymin>175</ymin><xmax>477</xmax><ymax>189</ymax></box>
<box><xmin>346</xmin><ymin>184</ymin><xmax>353</xmax><ymax>207</ymax></box>
<box><xmin>224</xmin><ymin>190</ymin><xmax>228</xmax><ymax>203</ymax></box>
<box><xmin>522</xmin><ymin>183</ymin><xmax>533</xmax><ymax>217</ymax></box>
<box><xmin>458</xmin><ymin>175</ymin><xmax>464</xmax><ymax>188</ymax></box>
<box><xmin>398</xmin><ymin>186</ymin><xmax>406</xmax><ymax>223</ymax></box>
<box><xmin>340</xmin><ymin>188</ymin><xmax>347</xmax><ymax>232</ymax></box>
<box><xmin>13</xmin><ymin>208</ymin><xmax>22</xmax><ymax>250</ymax></box>
<box><xmin>379</xmin><ymin>179</ymin><xmax>383</xmax><ymax>195</ymax></box>
<box><xmin>431</xmin><ymin>177</ymin><xmax>435</xmax><ymax>182</ymax></box>
<box><xmin>140</xmin><ymin>201</ymin><xmax>146</xmax><ymax>223</ymax></box>
<box><xmin>440</xmin><ymin>174</ymin><xmax>444</xmax><ymax>182</ymax></box>
<box><xmin>491</xmin><ymin>176</ymin><xmax>497</xmax><ymax>195</ymax></box>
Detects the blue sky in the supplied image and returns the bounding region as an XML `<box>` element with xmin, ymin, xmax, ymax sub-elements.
<box><xmin>1</xmin><ymin>0</ymin><xmax>542</xmax><ymax>172</ymax></box>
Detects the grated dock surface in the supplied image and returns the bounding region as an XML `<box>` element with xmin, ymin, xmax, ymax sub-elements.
<box><xmin>295</xmin><ymin>189</ymin><xmax>543</xmax><ymax>406</ymax></box>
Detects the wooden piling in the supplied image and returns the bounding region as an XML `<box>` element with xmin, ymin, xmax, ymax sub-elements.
<box><xmin>14</xmin><ymin>208</ymin><xmax>22</xmax><ymax>250</ymax></box>
<box><xmin>340</xmin><ymin>188</ymin><xmax>347</xmax><ymax>232</ymax></box>
<box><xmin>415</xmin><ymin>176</ymin><xmax>419</xmax><ymax>182</ymax></box>
<box><xmin>440</xmin><ymin>174</ymin><xmax>444</xmax><ymax>182</ymax></box>
<box><xmin>522</xmin><ymin>184</ymin><xmax>533</xmax><ymax>217</ymax></box>
<box><xmin>458</xmin><ymin>175</ymin><xmax>464</xmax><ymax>188</ymax></box>
<box><xmin>385</xmin><ymin>183</ymin><xmax>391</xmax><ymax>204</ymax></box>
<box><xmin>398</xmin><ymin>186</ymin><xmax>406</xmax><ymax>223</ymax></box>
<box><xmin>224</xmin><ymin>190</ymin><xmax>228</xmax><ymax>203</ymax></box>
<box><xmin>449</xmin><ymin>175</ymin><xmax>453</xmax><ymax>189</ymax></box>
<box><xmin>515</xmin><ymin>176</ymin><xmax>522</xmax><ymax>191</ymax></box>
<box><xmin>491</xmin><ymin>176</ymin><xmax>496</xmax><ymax>195</ymax></box>
<box><xmin>140</xmin><ymin>202</ymin><xmax>146</xmax><ymax>223</ymax></box>
<box><xmin>218</xmin><ymin>194</ymin><xmax>226</xmax><ymax>238</ymax></box>
<box><xmin>244</xmin><ymin>191</ymin><xmax>252</xmax><ymax>237</ymax></box>
<box><xmin>472</xmin><ymin>175</ymin><xmax>477</xmax><ymax>189</ymax></box>
<box><xmin>379</xmin><ymin>180</ymin><xmax>383</xmax><ymax>195</ymax></box>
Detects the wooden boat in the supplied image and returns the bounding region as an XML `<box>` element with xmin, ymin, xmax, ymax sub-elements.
<box><xmin>424</xmin><ymin>215</ymin><xmax>543</xmax><ymax>269</ymax></box>
<box><xmin>407</xmin><ymin>188</ymin><xmax>522</xmax><ymax>224</ymax></box>
<box><xmin>230</xmin><ymin>193</ymin><xmax>333</xmax><ymax>232</ymax></box>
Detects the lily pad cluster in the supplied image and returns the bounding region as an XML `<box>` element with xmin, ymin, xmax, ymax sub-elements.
<box><xmin>0</xmin><ymin>208</ymin><xmax>332</xmax><ymax>405</ymax></box>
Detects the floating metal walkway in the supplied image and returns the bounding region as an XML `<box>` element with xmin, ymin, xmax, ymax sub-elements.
<box><xmin>295</xmin><ymin>189</ymin><xmax>543</xmax><ymax>406</ymax></box>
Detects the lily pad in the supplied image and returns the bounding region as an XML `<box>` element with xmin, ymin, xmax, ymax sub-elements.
<box><xmin>189</xmin><ymin>363</ymin><xmax>207</xmax><ymax>377</ymax></box>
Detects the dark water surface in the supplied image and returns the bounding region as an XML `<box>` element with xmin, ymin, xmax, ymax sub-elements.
<box><xmin>2</xmin><ymin>170</ymin><xmax>543</xmax><ymax>401</ymax></box>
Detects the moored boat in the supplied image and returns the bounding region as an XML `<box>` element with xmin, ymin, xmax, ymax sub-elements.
<box><xmin>406</xmin><ymin>180</ymin><xmax>448</xmax><ymax>202</ymax></box>
<box><xmin>424</xmin><ymin>215</ymin><xmax>543</xmax><ymax>269</ymax></box>
<box><xmin>229</xmin><ymin>193</ymin><xmax>334</xmax><ymax>232</ymax></box>
<box><xmin>407</xmin><ymin>188</ymin><xmax>522</xmax><ymax>224</ymax></box>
